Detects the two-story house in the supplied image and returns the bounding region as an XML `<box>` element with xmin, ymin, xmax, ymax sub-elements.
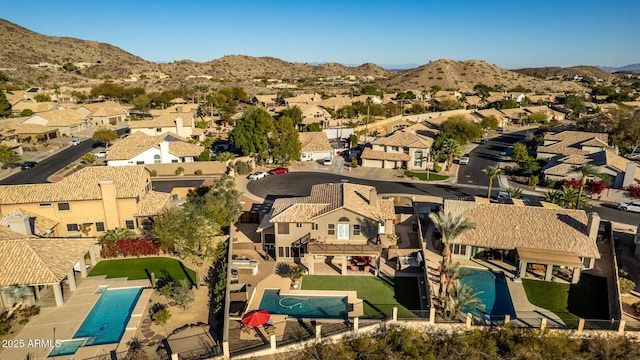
<box><xmin>257</xmin><ymin>183</ymin><xmax>395</xmax><ymax>275</ymax></box>
<box><xmin>361</xmin><ymin>123</ymin><xmax>436</xmax><ymax>170</ymax></box>
<box><xmin>536</xmin><ymin>131</ymin><xmax>609</xmax><ymax>159</ymax></box>
<box><xmin>0</xmin><ymin>166</ymin><xmax>170</xmax><ymax>237</ymax></box>
<box><xmin>128</xmin><ymin>113</ymin><xmax>204</xmax><ymax>141</ymax></box>
<box><xmin>106</xmin><ymin>132</ymin><xmax>204</xmax><ymax>166</ymax></box>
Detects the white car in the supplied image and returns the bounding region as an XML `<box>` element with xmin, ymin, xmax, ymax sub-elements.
<box><xmin>617</xmin><ymin>201</ymin><xmax>640</xmax><ymax>213</ymax></box>
<box><xmin>323</xmin><ymin>157</ymin><xmax>332</xmax><ymax>166</ymax></box>
<box><xmin>459</xmin><ymin>154</ymin><xmax>470</xmax><ymax>165</ymax></box>
<box><xmin>248</xmin><ymin>171</ymin><xmax>268</xmax><ymax>180</ymax></box>
<box><xmin>95</xmin><ymin>150</ymin><xmax>108</xmax><ymax>158</ymax></box>
<box><xmin>70</xmin><ymin>138</ymin><xmax>81</xmax><ymax>146</ymax></box>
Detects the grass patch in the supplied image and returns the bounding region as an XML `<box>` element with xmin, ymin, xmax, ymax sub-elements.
<box><xmin>301</xmin><ymin>275</ymin><xmax>421</xmax><ymax>319</ymax></box>
<box><xmin>404</xmin><ymin>171</ymin><xmax>449</xmax><ymax>181</ymax></box>
<box><xmin>89</xmin><ymin>257</ymin><xmax>196</xmax><ymax>285</ymax></box>
<box><xmin>522</xmin><ymin>274</ymin><xmax>609</xmax><ymax>327</ymax></box>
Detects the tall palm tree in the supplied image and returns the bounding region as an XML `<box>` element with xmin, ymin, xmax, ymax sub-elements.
<box><xmin>428</xmin><ymin>211</ymin><xmax>476</xmax><ymax>306</ymax></box>
<box><xmin>559</xmin><ymin>185</ymin><xmax>580</xmax><ymax>209</ymax></box>
<box><xmin>441</xmin><ymin>261</ymin><xmax>468</xmax><ymax>301</ymax></box>
<box><xmin>481</xmin><ymin>166</ymin><xmax>502</xmax><ymax>198</ymax></box>
<box><xmin>575</xmin><ymin>164</ymin><xmax>600</xmax><ymax>209</ymax></box>
<box><xmin>447</xmin><ymin>282</ymin><xmax>486</xmax><ymax>321</ymax></box>
<box><xmin>440</xmin><ymin>138</ymin><xmax>462</xmax><ymax>172</ymax></box>
<box><xmin>506</xmin><ymin>187</ymin><xmax>524</xmax><ymax>199</ymax></box>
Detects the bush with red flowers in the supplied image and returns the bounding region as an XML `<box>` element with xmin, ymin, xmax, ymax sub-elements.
<box><xmin>99</xmin><ymin>237</ymin><xmax>162</xmax><ymax>258</ymax></box>
<box><xmin>563</xmin><ymin>179</ymin><xmax>580</xmax><ymax>189</ymax></box>
<box><xmin>626</xmin><ymin>183</ymin><xmax>640</xmax><ymax>199</ymax></box>
<box><xmin>586</xmin><ymin>180</ymin><xmax>606</xmax><ymax>195</ymax></box>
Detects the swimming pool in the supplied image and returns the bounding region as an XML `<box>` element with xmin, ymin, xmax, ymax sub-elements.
<box><xmin>460</xmin><ymin>268</ymin><xmax>516</xmax><ymax>320</ymax></box>
<box><xmin>258</xmin><ymin>289</ymin><xmax>348</xmax><ymax>319</ymax></box>
<box><xmin>73</xmin><ymin>287</ymin><xmax>142</xmax><ymax>345</ymax></box>
<box><xmin>48</xmin><ymin>339</ymin><xmax>85</xmax><ymax>357</ymax></box>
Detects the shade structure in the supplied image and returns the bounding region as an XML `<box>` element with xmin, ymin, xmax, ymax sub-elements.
<box><xmin>241</xmin><ymin>309</ymin><xmax>271</xmax><ymax>327</ymax></box>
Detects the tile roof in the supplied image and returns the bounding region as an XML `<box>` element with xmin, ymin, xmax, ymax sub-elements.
<box><xmin>361</xmin><ymin>148</ymin><xmax>410</xmax><ymax>161</ymax></box>
<box><xmin>0</xmin><ymin>208</ymin><xmax>59</xmax><ymax>236</ymax></box>
<box><xmin>538</xmin><ymin>131</ymin><xmax>609</xmax><ymax>157</ymax></box>
<box><xmin>29</xmin><ymin>109</ymin><xmax>86</xmax><ymax>126</ymax></box>
<box><xmin>0</xmin><ymin>238</ymin><xmax>97</xmax><ymax>285</ymax></box>
<box><xmin>269</xmin><ymin>183</ymin><xmax>395</xmax><ymax>224</ymax></box>
<box><xmin>0</xmin><ymin>166</ymin><xmax>148</xmax><ymax>204</ymax></box>
<box><xmin>443</xmin><ymin>200</ymin><xmax>600</xmax><ymax>258</ymax></box>
<box><xmin>135</xmin><ymin>190</ymin><xmax>171</xmax><ymax>217</ymax></box>
<box><xmin>128</xmin><ymin>113</ymin><xmax>194</xmax><ymax>128</ymax></box>
<box><xmin>0</xmin><ymin>122</ymin><xmax>58</xmax><ymax>135</ymax></box>
<box><xmin>299</xmin><ymin>132</ymin><xmax>333</xmax><ymax>152</ymax></box>
<box><xmin>11</xmin><ymin>101</ymin><xmax>55</xmax><ymax>113</ymax></box>
<box><xmin>0</xmin><ymin>225</ymin><xmax>26</xmax><ymax>240</ymax></box>
<box><xmin>77</xmin><ymin>101</ymin><xmax>128</xmax><ymax>117</ymax></box>
<box><xmin>106</xmin><ymin>132</ymin><xmax>203</xmax><ymax>160</ymax></box>
<box><xmin>371</xmin><ymin>128</ymin><xmax>434</xmax><ymax>148</ymax></box>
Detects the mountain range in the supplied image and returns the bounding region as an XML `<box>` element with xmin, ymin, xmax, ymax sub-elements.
<box><xmin>0</xmin><ymin>18</ymin><xmax>630</xmax><ymax>93</ymax></box>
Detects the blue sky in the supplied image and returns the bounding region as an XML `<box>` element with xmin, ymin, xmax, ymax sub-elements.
<box><xmin>1</xmin><ymin>0</ymin><xmax>638</xmax><ymax>69</ymax></box>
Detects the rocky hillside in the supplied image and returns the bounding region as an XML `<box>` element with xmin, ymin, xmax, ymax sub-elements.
<box><xmin>513</xmin><ymin>65</ymin><xmax>616</xmax><ymax>82</ymax></box>
<box><xmin>383</xmin><ymin>59</ymin><xmax>586</xmax><ymax>93</ymax></box>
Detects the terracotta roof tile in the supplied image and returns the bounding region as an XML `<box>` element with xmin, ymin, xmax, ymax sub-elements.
<box><xmin>135</xmin><ymin>191</ymin><xmax>171</xmax><ymax>217</ymax></box>
<box><xmin>361</xmin><ymin>148</ymin><xmax>410</xmax><ymax>161</ymax></box>
<box><xmin>299</xmin><ymin>132</ymin><xmax>332</xmax><ymax>152</ymax></box>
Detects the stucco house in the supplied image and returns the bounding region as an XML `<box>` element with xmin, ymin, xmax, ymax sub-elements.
<box><xmin>257</xmin><ymin>183</ymin><xmax>395</xmax><ymax>275</ymax></box>
<box><xmin>22</xmin><ymin>109</ymin><xmax>87</xmax><ymax>135</ymax></box>
<box><xmin>295</xmin><ymin>104</ymin><xmax>333</xmax><ymax>127</ymax></box>
<box><xmin>361</xmin><ymin>123</ymin><xmax>436</xmax><ymax>170</ymax></box>
<box><xmin>299</xmin><ymin>132</ymin><xmax>334</xmax><ymax>161</ymax></box>
<box><xmin>106</xmin><ymin>132</ymin><xmax>204</xmax><ymax>166</ymax></box>
<box><xmin>442</xmin><ymin>199</ymin><xmax>601</xmax><ymax>283</ymax></box>
<box><xmin>75</xmin><ymin>101</ymin><xmax>129</xmax><ymax>127</ymax></box>
<box><xmin>0</xmin><ymin>166</ymin><xmax>170</xmax><ymax>237</ymax></box>
<box><xmin>128</xmin><ymin>113</ymin><xmax>204</xmax><ymax>141</ymax></box>
<box><xmin>537</xmin><ymin>131</ymin><xmax>609</xmax><ymax>159</ymax></box>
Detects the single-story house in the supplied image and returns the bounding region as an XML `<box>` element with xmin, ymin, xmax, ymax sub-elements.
<box><xmin>537</xmin><ymin>131</ymin><xmax>610</xmax><ymax>159</ymax></box>
<box><xmin>299</xmin><ymin>132</ymin><xmax>333</xmax><ymax>162</ymax></box>
<box><xmin>22</xmin><ymin>109</ymin><xmax>87</xmax><ymax>135</ymax></box>
<box><xmin>106</xmin><ymin>132</ymin><xmax>204</xmax><ymax>166</ymax></box>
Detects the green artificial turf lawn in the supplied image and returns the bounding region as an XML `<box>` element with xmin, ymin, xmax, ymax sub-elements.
<box><xmin>522</xmin><ymin>274</ymin><xmax>609</xmax><ymax>327</ymax></box>
<box><xmin>301</xmin><ymin>275</ymin><xmax>422</xmax><ymax>319</ymax></box>
<box><xmin>88</xmin><ymin>257</ymin><xmax>196</xmax><ymax>285</ymax></box>
<box><xmin>404</xmin><ymin>171</ymin><xmax>449</xmax><ymax>181</ymax></box>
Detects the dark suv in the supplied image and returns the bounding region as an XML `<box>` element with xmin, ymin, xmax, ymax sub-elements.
<box><xmin>21</xmin><ymin>161</ymin><xmax>38</xmax><ymax>170</ymax></box>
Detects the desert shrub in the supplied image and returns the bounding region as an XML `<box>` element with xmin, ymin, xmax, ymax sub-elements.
<box><xmin>175</xmin><ymin>166</ymin><xmax>185</xmax><ymax>175</ymax></box>
<box><xmin>620</xmin><ymin>278</ymin><xmax>636</xmax><ymax>294</ymax></box>
<box><xmin>433</xmin><ymin>164</ymin><xmax>442</xmax><ymax>173</ymax></box>
<box><xmin>545</xmin><ymin>179</ymin><xmax>557</xmax><ymax>188</ymax></box>
<box><xmin>528</xmin><ymin>175</ymin><xmax>539</xmax><ymax>187</ymax></box>
<box><xmin>233</xmin><ymin>160</ymin><xmax>252</xmax><ymax>175</ymax></box>
<box><xmin>194</xmin><ymin>169</ymin><xmax>203</xmax><ymax>175</ymax></box>
<box><xmin>351</xmin><ymin>158</ymin><xmax>358</xmax><ymax>168</ymax></box>
<box><xmin>152</xmin><ymin>308</ymin><xmax>171</xmax><ymax>326</ymax></box>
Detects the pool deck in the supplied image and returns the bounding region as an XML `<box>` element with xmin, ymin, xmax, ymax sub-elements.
<box><xmin>0</xmin><ymin>276</ymin><xmax>152</xmax><ymax>360</ymax></box>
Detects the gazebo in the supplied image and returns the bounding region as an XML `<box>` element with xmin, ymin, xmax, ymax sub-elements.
<box><xmin>0</xmin><ymin>237</ymin><xmax>98</xmax><ymax>309</ymax></box>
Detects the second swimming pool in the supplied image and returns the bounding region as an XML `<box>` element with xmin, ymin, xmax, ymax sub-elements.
<box><xmin>258</xmin><ymin>289</ymin><xmax>348</xmax><ymax>319</ymax></box>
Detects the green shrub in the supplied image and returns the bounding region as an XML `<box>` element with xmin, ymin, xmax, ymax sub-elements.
<box><xmin>175</xmin><ymin>166</ymin><xmax>185</xmax><ymax>175</ymax></box>
<box><xmin>233</xmin><ymin>160</ymin><xmax>252</xmax><ymax>175</ymax></box>
<box><xmin>199</xmin><ymin>150</ymin><xmax>210</xmax><ymax>162</ymax></box>
<box><xmin>545</xmin><ymin>179</ymin><xmax>557</xmax><ymax>188</ymax></box>
<box><xmin>351</xmin><ymin>158</ymin><xmax>358</xmax><ymax>168</ymax></box>
<box><xmin>433</xmin><ymin>164</ymin><xmax>443</xmax><ymax>173</ymax></box>
<box><xmin>620</xmin><ymin>278</ymin><xmax>636</xmax><ymax>294</ymax></box>
<box><xmin>528</xmin><ymin>175</ymin><xmax>539</xmax><ymax>187</ymax></box>
<box><xmin>149</xmin><ymin>170</ymin><xmax>157</xmax><ymax>177</ymax></box>
<box><xmin>194</xmin><ymin>169</ymin><xmax>203</xmax><ymax>175</ymax></box>
<box><xmin>152</xmin><ymin>308</ymin><xmax>171</xmax><ymax>326</ymax></box>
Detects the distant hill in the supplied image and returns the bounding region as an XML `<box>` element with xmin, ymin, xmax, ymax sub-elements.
<box><xmin>598</xmin><ymin>63</ymin><xmax>640</xmax><ymax>73</ymax></box>
<box><xmin>383</xmin><ymin>59</ymin><xmax>586</xmax><ymax>93</ymax></box>
<box><xmin>513</xmin><ymin>65</ymin><xmax>616</xmax><ymax>81</ymax></box>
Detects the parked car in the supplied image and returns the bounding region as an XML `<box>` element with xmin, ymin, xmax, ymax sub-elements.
<box><xmin>497</xmin><ymin>127</ymin><xmax>506</xmax><ymax>132</ymax></box>
<box><xmin>248</xmin><ymin>171</ymin><xmax>268</xmax><ymax>180</ymax></box>
<box><xmin>459</xmin><ymin>154</ymin><xmax>470</xmax><ymax>165</ymax></box>
<box><xmin>95</xmin><ymin>150</ymin><xmax>108</xmax><ymax>158</ymax></box>
<box><xmin>479</xmin><ymin>138</ymin><xmax>488</xmax><ymax>144</ymax></box>
<box><xmin>70</xmin><ymin>138</ymin><xmax>81</xmax><ymax>146</ymax></box>
<box><xmin>497</xmin><ymin>191</ymin><xmax>530</xmax><ymax>205</ymax></box>
<box><xmin>21</xmin><ymin>161</ymin><xmax>38</xmax><ymax>170</ymax></box>
<box><xmin>618</xmin><ymin>201</ymin><xmax>640</xmax><ymax>213</ymax></box>
<box><xmin>323</xmin><ymin>157</ymin><xmax>333</xmax><ymax>166</ymax></box>
<box><xmin>269</xmin><ymin>167</ymin><xmax>289</xmax><ymax>175</ymax></box>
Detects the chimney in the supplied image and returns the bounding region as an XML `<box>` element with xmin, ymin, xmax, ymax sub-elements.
<box><xmin>159</xmin><ymin>141</ymin><xmax>170</xmax><ymax>163</ymax></box>
<box><xmin>6</xmin><ymin>214</ymin><xmax>32</xmax><ymax>236</ymax></box>
<box><xmin>99</xmin><ymin>180</ymin><xmax>120</xmax><ymax>231</ymax></box>
<box><xmin>174</xmin><ymin>117</ymin><xmax>184</xmax><ymax>137</ymax></box>
<box><xmin>369</xmin><ymin>187</ymin><xmax>378</xmax><ymax>208</ymax></box>
<box><xmin>623</xmin><ymin>162</ymin><xmax>637</xmax><ymax>189</ymax></box>
<box><xmin>587</xmin><ymin>212</ymin><xmax>600</xmax><ymax>241</ymax></box>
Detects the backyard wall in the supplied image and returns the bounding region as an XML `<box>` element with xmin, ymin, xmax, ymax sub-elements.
<box><xmin>146</xmin><ymin>161</ymin><xmax>227</xmax><ymax>176</ymax></box>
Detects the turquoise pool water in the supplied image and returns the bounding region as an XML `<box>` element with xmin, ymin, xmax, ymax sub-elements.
<box><xmin>73</xmin><ymin>287</ymin><xmax>142</xmax><ymax>345</ymax></box>
<box><xmin>258</xmin><ymin>289</ymin><xmax>348</xmax><ymax>319</ymax></box>
<box><xmin>460</xmin><ymin>268</ymin><xmax>516</xmax><ymax>320</ymax></box>
<box><xmin>48</xmin><ymin>339</ymin><xmax>85</xmax><ymax>357</ymax></box>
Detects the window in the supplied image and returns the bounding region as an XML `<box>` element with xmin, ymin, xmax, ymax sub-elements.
<box><xmin>337</xmin><ymin>224</ymin><xmax>350</xmax><ymax>239</ymax></box>
<box><xmin>353</xmin><ymin>224</ymin><xmax>361</xmax><ymax>236</ymax></box>
<box><xmin>67</xmin><ymin>223</ymin><xmax>79</xmax><ymax>232</ymax></box>
<box><xmin>156</xmin><ymin>128</ymin><xmax>162</xmax><ymax>132</ymax></box>
<box><xmin>312</xmin><ymin>223</ymin><xmax>318</xmax><ymax>231</ymax></box>
<box><xmin>153</xmin><ymin>154</ymin><xmax>161</xmax><ymax>164</ymax></box>
<box><xmin>296</xmin><ymin>223</ymin><xmax>303</xmax><ymax>228</ymax></box>
<box><xmin>391</xmin><ymin>146</ymin><xmax>399</xmax><ymax>152</ymax></box>
<box><xmin>327</xmin><ymin>224</ymin><xmax>335</xmax><ymax>235</ymax></box>
<box><xmin>278</xmin><ymin>223</ymin><xmax>290</xmax><ymax>234</ymax></box>
<box><xmin>95</xmin><ymin>222</ymin><xmax>105</xmax><ymax>232</ymax></box>
<box><xmin>452</xmin><ymin>244</ymin><xmax>466</xmax><ymax>256</ymax></box>
<box><xmin>136</xmin><ymin>161</ymin><xmax>144</xmax><ymax>165</ymax></box>
<box><xmin>57</xmin><ymin>202</ymin><xmax>70</xmax><ymax>211</ymax></box>
<box><xmin>39</xmin><ymin>203</ymin><xmax>52</xmax><ymax>207</ymax></box>
<box><xmin>414</xmin><ymin>150</ymin><xmax>423</xmax><ymax>167</ymax></box>
<box><xmin>338</xmin><ymin>217</ymin><xmax>350</xmax><ymax>222</ymax></box>
<box><xmin>278</xmin><ymin>247</ymin><xmax>290</xmax><ymax>258</ymax></box>
<box><xmin>171</xmin><ymin>159</ymin><xmax>179</xmax><ymax>163</ymax></box>
<box><xmin>125</xmin><ymin>220</ymin><xmax>135</xmax><ymax>229</ymax></box>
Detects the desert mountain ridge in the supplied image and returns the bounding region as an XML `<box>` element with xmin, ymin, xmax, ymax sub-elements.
<box><xmin>0</xmin><ymin>18</ymin><xmax>594</xmax><ymax>93</ymax></box>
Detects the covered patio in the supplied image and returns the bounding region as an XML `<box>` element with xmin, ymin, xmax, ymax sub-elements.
<box><xmin>306</xmin><ymin>243</ymin><xmax>382</xmax><ymax>276</ymax></box>
<box><xmin>515</xmin><ymin>247</ymin><xmax>587</xmax><ymax>284</ymax></box>
<box><xmin>0</xmin><ymin>238</ymin><xmax>98</xmax><ymax>309</ymax></box>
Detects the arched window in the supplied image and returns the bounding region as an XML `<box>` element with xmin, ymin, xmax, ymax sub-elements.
<box><xmin>153</xmin><ymin>154</ymin><xmax>161</xmax><ymax>164</ymax></box>
<box><xmin>338</xmin><ymin>217</ymin><xmax>350</xmax><ymax>222</ymax></box>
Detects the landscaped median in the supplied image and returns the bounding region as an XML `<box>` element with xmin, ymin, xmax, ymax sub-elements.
<box><xmin>300</xmin><ymin>275</ymin><xmax>422</xmax><ymax>319</ymax></box>
<box><xmin>88</xmin><ymin>257</ymin><xmax>197</xmax><ymax>285</ymax></box>
<box><xmin>404</xmin><ymin>171</ymin><xmax>449</xmax><ymax>181</ymax></box>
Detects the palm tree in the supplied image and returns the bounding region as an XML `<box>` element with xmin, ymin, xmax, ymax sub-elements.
<box><xmin>447</xmin><ymin>282</ymin><xmax>486</xmax><ymax>321</ymax></box>
<box><xmin>428</xmin><ymin>211</ymin><xmax>476</xmax><ymax>307</ymax></box>
<box><xmin>440</xmin><ymin>138</ymin><xmax>462</xmax><ymax>172</ymax></box>
<box><xmin>441</xmin><ymin>261</ymin><xmax>468</xmax><ymax>301</ymax></box>
<box><xmin>544</xmin><ymin>189</ymin><xmax>563</xmax><ymax>205</ymax></box>
<box><xmin>575</xmin><ymin>164</ymin><xmax>600</xmax><ymax>209</ymax></box>
<box><xmin>481</xmin><ymin>166</ymin><xmax>502</xmax><ymax>198</ymax></box>
<box><xmin>559</xmin><ymin>185</ymin><xmax>581</xmax><ymax>209</ymax></box>
<box><xmin>506</xmin><ymin>187</ymin><xmax>524</xmax><ymax>199</ymax></box>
